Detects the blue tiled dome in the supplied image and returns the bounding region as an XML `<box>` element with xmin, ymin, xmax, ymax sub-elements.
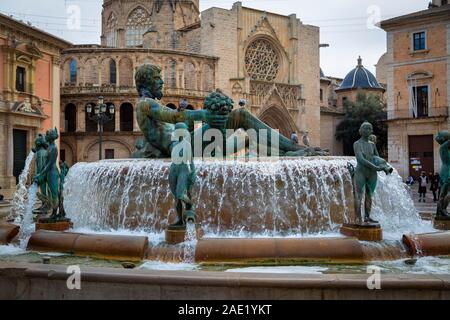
<box><xmin>337</xmin><ymin>56</ymin><xmax>383</xmax><ymax>91</ymax></box>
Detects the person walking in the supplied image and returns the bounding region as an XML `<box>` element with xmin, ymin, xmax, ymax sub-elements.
<box><xmin>418</xmin><ymin>171</ymin><xmax>429</xmax><ymax>203</ymax></box>
<box><xmin>431</xmin><ymin>172</ymin><xmax>440</xmax><ymax>202</ymax></box>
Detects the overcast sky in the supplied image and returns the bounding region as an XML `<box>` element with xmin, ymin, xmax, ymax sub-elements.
<box><xmin>0</xmin><ymin>0</ymin><xmax>429</xmax><ymax>78</ymax></box>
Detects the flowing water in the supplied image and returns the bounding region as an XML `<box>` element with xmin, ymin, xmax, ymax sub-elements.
<box><xmin>17</xmin><ymin>183</ymin><xmax>38</xmax><ymax>249</ymax></box>
<box><xmin>64</xmin><ymin>157</ymin><xmax>433</xmax><ymax>239</ymax></box>
<box><xmin>183</xmin><ymin>222</ymin><xmax>198</xmax><ymax>264</ymax></box>
<box><xmin>10</xmin><ymin>152</ymin><xmax>35</xmax><ymax>223</ymax></box>
<box><xmin>0</xmin><ymin>157</ymin><xmax>444</xmax><ymax>275</ymax></box>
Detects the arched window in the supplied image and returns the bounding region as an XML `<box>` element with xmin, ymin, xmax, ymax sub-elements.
<box><xmin>69</xmin><ymin>59</ymin><xmax>77</xmax><ymax>84</ymax></box>
<box><xmin>104</xmin><ymin>103</ymin><xmax>115</xmax><ymax>132</ymax></box>
<box><xmin>106</xmin><ymin>12</ymin><xmax>118</xmax><ymax>47</ymax></box>
<box><xmin>110</xmin><ymin>60</ymin><xmax>117</xmax><ymax>85</ymax></box>
<box><xmin>64</xmin><ymin>104</ymin><xmax>77</xmax><ymax>132</ymax></box>
<box><xmin>245</xmin><ymin>38</ymin><xmax>280</xmax><ymax>82</ymax></box>
<box><xmin>186</xmin><ymin>105</ymin><xmax>194</xmax><ymax>110</ymax></box>
<box><xmin>125</xmin><ymin>7</ymin><xmax>151</xmax><ymax>47</ymax></box>
<box><xmin>120</xmin><ymin>103</ymin><xmax>134</xmax><ymax>131</ymax></box>
<box><xmin>85</xmin><ymin>103</ymin><xmax>98</xmax><ymax>132</ymax></box>
<box><xmin>167</xmin><ymin>103</ymin><xmax>177</xmax><ymax>110</ymax></box>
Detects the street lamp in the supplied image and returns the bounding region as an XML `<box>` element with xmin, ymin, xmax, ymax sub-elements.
<box><xmin>86</xmin><ymin>96</ymin><xmax>115</xmax><ymax>160</ymax></box>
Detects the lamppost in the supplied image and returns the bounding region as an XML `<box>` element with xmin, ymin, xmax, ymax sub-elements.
<box><xmin>86</xmin><ymin>96</ymin><xmax>115</xmax><ymax>160</ymax></box>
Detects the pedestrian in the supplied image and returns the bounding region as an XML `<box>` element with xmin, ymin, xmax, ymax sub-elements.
<box><xmin>291</xmin><ymin>132</ymin><xmax>299</xmax><ymax>144</ymax></box>
<box><xmin>418</xmin><ymin>171</ymin><xmax>429</xmax><ymax>203</ymax></box>
<box><xmin>406</xmin><ymin>176</ymin><xmax>414</xmax><ymax>186</ymax></box>
<box><xmin>431</xmin><ymin>172</ymin><xmax>441</xmax><ymax>202</ymax></box>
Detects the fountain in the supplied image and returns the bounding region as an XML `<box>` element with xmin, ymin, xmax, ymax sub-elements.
<box><xmin>1</xmin><ymin>64</ymin><xmax>449</xmax><ymax>300</ymax></box>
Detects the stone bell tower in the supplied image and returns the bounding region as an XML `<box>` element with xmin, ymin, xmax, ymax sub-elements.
<box><xmin>101</xmin><ymin>0</ymin><xmax>200</xmax><ymax>49</ymax></box>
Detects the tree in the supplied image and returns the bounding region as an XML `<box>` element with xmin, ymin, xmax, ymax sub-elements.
<box><xmin>336</xmin><ymin>91</ymin><xmax>387</xmax><ymax>157</ymax></box>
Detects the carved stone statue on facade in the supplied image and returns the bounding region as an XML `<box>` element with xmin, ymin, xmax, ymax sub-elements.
<box><xmin>353</xmin><ymin>122</ymin><xmax>393</xmax><ymax>224</ymax></box>
<box><xmin>435</xmin><ymin>131</ymin><xmax>450</xmax><ymax>219</ymax></box>
<box><xmin>135</xmin><ymin>64</ymin><xmax>328</xmax><ymax>159</ymax></box>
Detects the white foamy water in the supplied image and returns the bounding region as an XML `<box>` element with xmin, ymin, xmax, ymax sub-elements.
<box><xmin>10</xmin><ymin>152</ymin><xmax>35</xmax><ymax>223</ymax></box>
<box><xmin>0</xmin><ymin>245</ymin><xmax>26</xmax><ymax>256</ymax></box>
<box><xmin>226</xmin><ymin>266</ymin><xmax>328</xmax><ymax>274</ymax></box>
<box><xmin>71</xmin><ymin>227</ymin><xmax>165</xmax><ymax>246</ymax></box>
<box><xmin>372</xmin><ymin>173</ymin><xmax>434</xmax><ymax>240</ymax></box>
<box><xmin>183</xmin><ymin>222</ymin><xmax>198</xmax><ymax>264</ymax></box>
<box><xmin>64</xmin><ymin>158</ymin><xmax>432</xmax><ymax>240</ymax></box>
<box><xmin>379</xmin><ymin>257</ymin><xmax>450</xmax><ymax>275</ymax></box>
<box><xmin>139</xmin><ymin>261</ymin><xmax>198</xmax><ymax>271</ymax></box>
<box><xmin>18</xmin><ymin>183</ymin><xmax>39</xmax><ymax>248</ymax></box>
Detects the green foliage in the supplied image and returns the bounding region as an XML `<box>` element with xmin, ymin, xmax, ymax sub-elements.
<box><xmin>336</xmin><ymin>91</ymin><xmax>387</xmax><ymax>156</ymax></box>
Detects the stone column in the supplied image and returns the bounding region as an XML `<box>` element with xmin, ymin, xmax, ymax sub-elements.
<box><xmin>115</xmin><ymin>103</ymin><xmax>120</xmax><ymax>132</ymax></box>
<box><xmin>76</xmin><ymin>102</ymin><xmax>86</xmax><ymax>132</ymax></box>
<box><xmin>116</xmin><ymin>58</ymin><xmax>120</xmax><ymax>87</ymax></box>
<box><xmin>196</xmin><ymin>70</ymin><xmax>202</xmax><ymax>91</ymax></box>
<box><xmin>117</xmin><ymin>28</ymin><xmax>125</xmax><ymax>48</ymax></box>
<box><xmin>29</xmin><ymin>61</ymin><xmax>36</xmax><ymax>94</ymax></box>
<box><xmin>98</xmin><ymin>64</ymin><xmax>103</xmax><ymax>86</ymax></box>
<box><xmin>51</xmin><ymin>58</ymin><xmax>61</xmax><ymax>134</ymax></box>
<box><xmin>6</xmin><ymin>122</ymin><xmax>13</xmax><ymax>181</ymax></box>
<box><xmin>133</xmin><ymin>102</ymin><xmax>139</xmax><ymax>132</ymax></box>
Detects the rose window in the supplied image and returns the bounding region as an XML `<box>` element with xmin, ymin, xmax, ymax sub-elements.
<box><xmin>245</xmin><ymin>39</ymin><xmax>280</xmax><ymax>82</ymax></box>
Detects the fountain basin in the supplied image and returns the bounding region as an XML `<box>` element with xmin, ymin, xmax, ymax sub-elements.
<box><xmin>27</xmin><ymin>231</ymin><xmax>148</xmax><ymax>261</ymax></box>
<box><xmin>1</xmin><ymin>262</ymin><xmax>449</xmax><ymax>300</ymax></box>
<box><xmin>403</xmin><ymin>232</ymin><xmax>450</xmax><ymax>257</ymax></box>
<box><xmin>0</xmin><ymin>223</ymin><xmax>20</xmax><ymax>245</ymax></box>
<box><xmin>194</xmin><ymin>238</ymin><xmax>365</xmax><ymax>264</ymax></box>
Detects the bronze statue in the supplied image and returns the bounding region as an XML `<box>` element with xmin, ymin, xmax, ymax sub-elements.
<box><xmin>32</xmin><ymin>134</ymin><xmax>48</xmax><ymax>214</ymax></box>
<box><xmin>436</xmin><ymin>131</ymin><xmax>450</xmax><ymax>219</ymax></box>
<box><xmin>58</xmin><ymin>161</ymin><xmax>70</xmax><ymax>218</ymax></box>
<box><xmin>131</xmin><ymin>139</ymin><xmax>146</xmax><ymax>159</ymax></box>
<box><xmin>353</xmin><ymin>122</ymin><xmax>392</xmax><ymax>224</ymax></box>
<box><xmin>135</xmin><ymin>64</ymin><xmax>328</xmax><ymax>159</ymax></box>
<box><xmin>33</xmin><ymin>128</ymin><xmax>63</xmax><ymax>220</ymax></box>
<box><xmin>168</xmin><ymin>122</ymin><xmax>196</xmax><ymax>227</ymax></box>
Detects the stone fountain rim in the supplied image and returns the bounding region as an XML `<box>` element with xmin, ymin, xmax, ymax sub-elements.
<box><xmin>76</xmin><ymin>156</ymin><xmax>356</xmax><ymax>165</ymax></box>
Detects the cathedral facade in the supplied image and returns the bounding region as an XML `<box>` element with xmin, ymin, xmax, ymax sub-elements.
<box><xmin>60</xmin><ymin>0</ymin><xmax>320</xmax><ymax>164</ymax></box>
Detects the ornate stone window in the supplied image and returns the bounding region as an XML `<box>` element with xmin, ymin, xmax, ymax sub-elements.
<box><xmin>245</xmin><ymin>39</ymin><xmax>280</xmax><ymax>82</ymax></box>
<box><xmin>106</xmin><ymin>12</ymin><xmax>118</xmax><ymax>47</ymax></box>
<box><xmin>125</xmin><ymin>7</ymin><xmax>151</xmax><ymax>47</ymax></box>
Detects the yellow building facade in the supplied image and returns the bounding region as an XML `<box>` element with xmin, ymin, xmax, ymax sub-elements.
<box><xmin>380</xmin><ymin>2</ymin><xmax>450</xmax><ymax>178</ymax></box>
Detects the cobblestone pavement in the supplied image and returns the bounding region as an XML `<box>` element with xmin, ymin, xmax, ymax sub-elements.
<box><xmin>407</xmin><ymin>184</ymin><xmax>437</xmax><ymax>218</ymax></box>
